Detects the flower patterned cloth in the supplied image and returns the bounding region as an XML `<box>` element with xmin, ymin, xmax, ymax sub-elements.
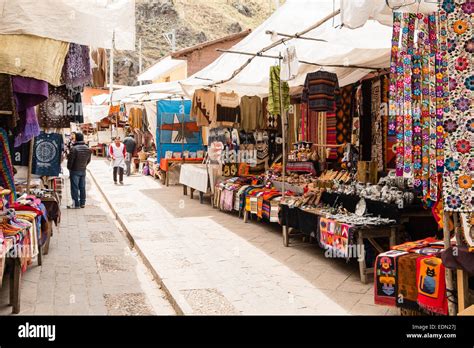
<box><xmin>389</xmin><ymin>12</ymin><xmax>448</xmax><ymax>205</ymax></box>
<box><xmin>442</xmin><ymin>0</ymin><xmax>473</xmax><ymax>212</ymax></box>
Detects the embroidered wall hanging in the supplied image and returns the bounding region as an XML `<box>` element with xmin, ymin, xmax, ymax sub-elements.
<box><xmin>442</xmin><ymin>0</ymin><xmax>473</xmax><ymax>212</ymax></box>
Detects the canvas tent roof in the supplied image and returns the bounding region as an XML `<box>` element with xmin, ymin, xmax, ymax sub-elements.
<box><xmin>93</xmin><ymin>81</ymin><xmax>186</xmax><ymax>105</ymax></box>
<box><xmin>179</xmin><ymin>0</ymin><xmax>393</xmax><ymax>97</ymax></box>
<box><xmin>137</xmin><ymin>56</ymin><xmax>187</xmax><ymax>82</ymax></box>
<box><xmin>0</xmin><ymin>0</ymin><xmax>135</xmax><ymax>50</ymax></box>
<box><xmin>340</xmin><ymin>0</ymin><xmax>440</xmax><ymax>28</ymax></box>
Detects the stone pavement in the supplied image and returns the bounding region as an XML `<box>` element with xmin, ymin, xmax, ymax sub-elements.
<box><xmin>88</xmin><ymin>158</ymin><xmax>399</xmax><ymax>315</ymax></box>
<box><xmin>0</xmin><ymin>169</ymin><xmax>175</xmax><ymax>315</ymax></box>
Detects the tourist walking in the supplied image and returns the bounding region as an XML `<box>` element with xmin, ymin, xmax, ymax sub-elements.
<box><xmin>109</xmin><ymin>136</ymin><xmax>126</xmax><ymax>185</ymax></box>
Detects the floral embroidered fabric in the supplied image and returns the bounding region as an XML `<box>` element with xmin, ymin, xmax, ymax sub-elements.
<box><xmin>442</xmin><ymin>0</ymin><xmax>473</xmax><ymax>212</ymax></box>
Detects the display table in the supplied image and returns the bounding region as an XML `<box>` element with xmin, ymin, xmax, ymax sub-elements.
<box><xmin>159</xmin><ymin>158</ymin><xmax>204</xmax><ymax>186</ymax></box>
<box><xmin>180</xmin><ymin>164</ymin><xmax>210</xmax><ymax>204</ymax></box>
<box><xmin>279</xmin><ymin>203</ymin><xmax>399</xmax><ymax>284</ymax></box>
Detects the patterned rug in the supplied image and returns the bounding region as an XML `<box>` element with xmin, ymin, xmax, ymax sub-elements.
<box><xmin>336</xmin><ymin>85</ymin><xmax>353</xmax><ymax>162</ymax></box>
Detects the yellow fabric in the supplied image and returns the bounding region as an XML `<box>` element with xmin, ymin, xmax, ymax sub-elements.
<box><xmin>0</xmin><ymin>34</ymin><xmax>69</xmax><ymax>86</ymax></box>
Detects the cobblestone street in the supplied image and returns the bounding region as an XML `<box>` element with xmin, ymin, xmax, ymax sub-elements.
<box><xmin>86</xmin><ymin>158</ymin><xmax>398</xmax><ymax>315</ymax></box>
<box><xmin>0</xmin><ymin>168</ymin><xmax>175</xmax><ymax>315</ymax></box>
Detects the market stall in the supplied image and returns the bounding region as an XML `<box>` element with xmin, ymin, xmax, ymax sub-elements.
<box><xmin>0</xmin><ymin>0</ymin><xmax>135</xmax><ymax>314</ymax></box>
<box><xmin>178</xmin><ymin>0</ymin><xmax>472</xmax><ymax>314</ymax></box>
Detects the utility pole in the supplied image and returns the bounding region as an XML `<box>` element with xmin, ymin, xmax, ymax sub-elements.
<box><xmin>138</xmin><ymin>37</ymin><xmax>143</xmax><ymax>85</ymax></box>
<box><xmin>109</xmin><ymin>31</ymin><xmax>115</xmax><ymax>139</ymax></box>
<box><xmin>163</xmin><ymin>29</ymin><xmax>176</xmax><ymax>53</ymax></box>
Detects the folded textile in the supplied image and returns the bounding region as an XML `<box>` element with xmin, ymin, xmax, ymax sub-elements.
<box><xmin>416</xmin><ymin>256</ymin><xmax>448</xmax><ymax>315</ymax></box>
<box><xmin>374</xmin><ymin>249</ymin><xmax>408</xmax><ymax>306</ymax></box>
<box><xmin>397</xmin><ymin>253</ymin><xmax>422</xmax><ymax>310</ymax></box>
<box><xmin>0</xmin><ymin>34</ymin><xmax>69</xmax><ymax>86</ymax></box>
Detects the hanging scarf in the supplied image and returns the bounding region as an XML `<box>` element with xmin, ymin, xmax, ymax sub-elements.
<box><xmin>61</xmin><ymin>43</ymin><xmax>92</xmax><ymax>88</ymax></box>
<box><xmin>371</xmin><ymin>79</ymin><xmax>383</xmax><ymax>171</ymax></box>
<box><xmin>0</xmin><ymin>128</ymin><xmax>16</xmax><ymax>204</ymax></box>
<box><xmin>416</xmin><ymin>256</ymin><xmax>448</xmax><ymax>315</ymax></box>
<box><xmin>374</xmin><ymin>250</ymin><xmax>408</xmax><ymax>306</ymax></box>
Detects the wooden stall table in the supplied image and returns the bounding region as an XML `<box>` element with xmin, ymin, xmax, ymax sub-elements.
<box><xmin>179</xmin><ymin>163</ymin><xmax>210</xmax><ymax>204</ymax></box>
<box><xmin>280</xmin><ymin>204</ymin><xmax>400</xmax><ymax>284</ymax></box>
<box><xmin>1</xmin><ymin>239</ymin><xmax>22</xmax><ymax>314</ymax></box>
<box><xmin>159</xmin><ymin>158</ymin><xmax>204</xmax><ymax>187</ymax></box>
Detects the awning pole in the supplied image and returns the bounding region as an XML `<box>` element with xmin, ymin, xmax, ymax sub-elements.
<box><xmin>215</xmin><ymin>49</ymin><xmax>382</xmax><ymax>70</ymax></box>
<box><xmin>278</xmin><ymin>55</ymin><xmax>286</xmax><ymax>199</ymax></box>
<box><xmin>208</xmin><ymin>9</ymin><xmax>341</xmax><ymax>86</ymax></box>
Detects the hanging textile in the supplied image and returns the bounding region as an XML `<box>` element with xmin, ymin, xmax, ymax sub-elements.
<box><xmin>326</xmin><ymin>111</ymin><xmax>338</xmax><ymax>160</ymax></box>
<box><xmin>302</xmin><ymin>71</ymin><xmax>340</xmax><ymax>112</ymax></box>
<box><xmin>351</xmin><ymin>85</ymin><xmax>362</xmax><ymax>147</ymax></box>
<box><xmin>91</xmin><ymin>48</ymin><xmax>108</xmax><ymax>88</ymax></box>
<box><xmin>389</xmin><ymin>12</ymin><xmax>448</xmax><ymax>205</ymax></box>
<box><xmin>12</xmin><ymin>76</ymin><xmax>49</xmax><ymax>147</ymax></box>
<box><xmin>371</xmin><ymin>79</ymin><xmax>383</xmax><ymax>171</ymax></box>
<box><xmin>240</xmin><ymin>96</ymin><xmax>263</xmax><ymax>132</ymax></box>
<box><xmin>442</xmin><ymin>0</ymin><xmax>473</xmax><ymax>212</ymax></box>
<box><xmin>32</xmin><ymin>132</ymin><xmax>64</xmax><ymax>177</ymax></box>
<box><xmin>281</xmin><ymin>45</ymin><xmax>299</xmax><ymax>82</ymax></box>
<box><xmin>61</xmin><ymin>43</ymin><xmax>91</xmax><ymax>88</ymax></box>
<box><xmin>0</xmin><ymin>34</ymin><xmax>69</xmax><ymax>86</ymax></box>
<box><xmin>0</xmin><ymin>74</ymin><xmax>18</xmax><ymax>129</ymax></box>
<box><xmin>317</xmin><ymin>112</ymin><xmax>327</xmax><ymax>161</ymax></box>
<box><xmin>37</xmin><ymin>85</ymin><xmax>72</xmax><ymax>128</ymax></box>
<box><xmin>374</xmin><ymin>250</ymin><xmax>408</xmax><ymax>307</ymax></box>
<box><xmin>335</xmin><ymin>85</ymin><xmax>353</xmax><ymax>162</ymax></box>
<box><xmin>268</xmin><ymin>66</ymin><xmax>290</xmax><ymax>116</ymax></box>
<box><xmin>0</xmin><ymin>128</ymin><xmax>16</xmax><ymax>203</ymax></box>
<box><xmin>396</xmin><ymin>253</ymin><xmax>422</xmax><ymax>310</ymax></box>
<box><xmin>381</xmin><ymin>74</ymin><xmax>390</xmax><ymax>171</ymax></box>
<box><xmin>416</xmin><ymin>256</ymin><xmax>448</xmax><ymax>315</ymax></box>
<box><xmin>191</xmin><ymin>89</ymin><xmax>217</xmax><ymax>127</ymax></box>
<box><xmin>360</xmin><ymin>80</ymin><xmax>372</xmax><ymax>161</ymax></box>
<box><xmin>216</xmin><ymin>92</ymin><xmax>241</xmax><ymax>124</ymax></box>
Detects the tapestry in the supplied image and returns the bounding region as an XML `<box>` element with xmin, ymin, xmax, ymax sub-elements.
<box><xmin>317</xmin><ymin>112</ymin><xmax>327</xmax><ymax>161</ymax></box>
<box><xmin>389</xmin><ymin>11</ymin><xmax>447</xmax><ymax>205</ymax></box>
<box><xmin>374</xmin><ymin>249</ymin><xmax>408</xmax><ymax>306</ymax></box>
<box><xmin>37</xmin><ymin>85</ymin><xmax>72</xmax><ymax>128</ymax></box>
<box><xmin>0</xmin><ymin>127</ymin><xmax>16</xmax><ymax>204</ymax></box>
<box><xmin>32</xmin><ymin>132</ymin><xmax>64</xmax><ymax>177</ymax></box>
<box><xmin>326</xmin><ymin>111</ymin><xmax>338</xmax><ymax>160</ymax></box>
<box><xmin>351</xmin><ymin>85</ymin><xmax>362</xmax><ymax>147</ymax></box>
<box><xmin>416</xmin><ymin>256</ymin><xmax>448</xmax><ymax>315</ymax></box>
<box><xmin>371</xmin><ymin>79</ymin><xmax>383</xmax><ymax>171</ymax></box>
<box><xmin>319</xmin><ymin>217</ymin><xmax>352</xmax><ymax>258</ymax></box>
<box><xmin>442</xmin><ymin>0</ymin><xmax>473</xmax><ymax>212</ymax></box>
<box><xmin>396</xmin><ymin>253</ymin><xmax>422</xmax><ymax>310</ymax></box>
<box><xmin>336</xmin><ymin>85</ymin><xmax>353</xmax><ymax>162</ymax></box>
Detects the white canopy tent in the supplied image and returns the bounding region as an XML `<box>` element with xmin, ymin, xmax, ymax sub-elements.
<box><xmin>179</xmin><ymin>0</ymin><xmax>393</xmax><ymax>98</ymax></box>
<box><xmin>137</xmin><ymin>56</ymin><xmax>187</xmax><ymax>82</ymax></box>
<box><xmin>0</xmin><ymin>0</ymin><xmax>135</xmax><ymax>50</ymax></box>
<box><xmin>94</xmin><ymin>81</ymin><xmax>187</xmax><ymax>105</ymax></box>
<box><xmin>340</xmin><ymin>0</ymin><xmax>440</xmax><ymax>28</ymax></box>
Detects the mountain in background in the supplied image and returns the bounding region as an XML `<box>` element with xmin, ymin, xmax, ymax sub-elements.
<box><xmin>114</xmin><ymin>0</ymin><xmax>282</xmax><ymax>86</ymax></box>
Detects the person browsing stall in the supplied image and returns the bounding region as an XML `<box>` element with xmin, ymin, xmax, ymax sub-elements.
<box><xmin>66</xmin><ymin>132</ymin><xmax>92</xmax><ymax>209</ymax></box>
<box><xmin>123</xmin><ymin>133</ymin><xmax>137</xmax><ymax>176</ymax></box>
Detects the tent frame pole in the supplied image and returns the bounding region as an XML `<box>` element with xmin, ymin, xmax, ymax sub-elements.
<box><xmin>278</xmin><ymin>55</ymin><xmax>286</xmax><ymax>199</ymax></box>
<box><xmin>264</xmin><ymin>30</ymin><xmax>328</xmax><ymax>42</ymax></box>
<box><xmin>443</xmin><ymin>211</ymin><xmax>457</xmax><ymax>316</ymax></box>
<box><xmin>206</xmin><ymin>8</ymin><xmax>341</xmax><ymax>86</ymax></box>
<box><xmin>215</xmin><ymin>49</ymin><xmax>382</xmax><ymax>71</ymax></box>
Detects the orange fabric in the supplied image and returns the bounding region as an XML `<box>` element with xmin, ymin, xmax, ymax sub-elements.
<box><xmin>82</xmin><ymin>87</ymin><xmax>107</xmax><ymax>104</ymax></box>
<box><xmin>159</xmin><ymin>158</ymin><xmax>204</xmax><ymax>172</ymax></box>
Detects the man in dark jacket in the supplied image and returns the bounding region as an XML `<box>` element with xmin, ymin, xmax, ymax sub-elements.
<box><xmin>67</xmin><ymin>132</ymin><xmax>92</xmax><ymax>209</ymax></box>
<box><xmin>123</xmin><ymin>134</ymin><xmax>137</xmax><ymax>176</ymax></box>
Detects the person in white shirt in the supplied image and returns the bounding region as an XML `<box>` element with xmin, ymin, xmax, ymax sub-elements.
<box><xmin>109</xmin><ymin>137</ymin><xmax>126</xmax><ymax>185</ymax></box>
